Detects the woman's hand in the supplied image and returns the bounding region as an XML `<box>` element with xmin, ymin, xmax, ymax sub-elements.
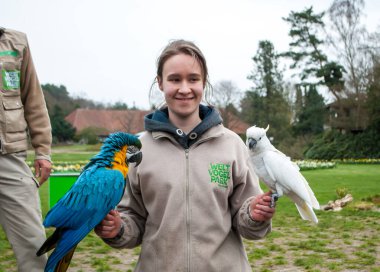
<box><xmin>249</xmin><ymin>191</ymin><xmax>276</xmax><ymax>222</ymax></box>
<box><xmin>95</xmin><ymin>210</ymin><xmax>122</xmax><ymax>239</ymax></box>
<box><xmin>34</xmin><ymin>159</ymin><xmax>52</xmax><ymax>185</ymax></box>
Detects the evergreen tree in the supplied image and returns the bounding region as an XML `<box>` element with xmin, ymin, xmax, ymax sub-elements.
<box><xmin>367</xmin><ymin>59</ymin><xmax>380</xmax><ymax>132</ymax></box>
<box><xmin>50</xmin><ymin>105</ymin><xmax>76</xmax><ymax>142</ymax></box>
<box><xmin>110</xmin><ymin>101</ymin><xmax>129</xmax><ymax>110</ymax></box>
<box><xmin>240</xmin><ymin>91</ymin><xmax>266</xmax><ymax>127</ymax></box>
<box><xmin>293</xmin><ymin>85</ymin><xmax>326</xmax><ymax>135</ymax></box>
<box><xmin>282</xmin><ymin>6</ymin><xmax>345</xmax><ymax>132</ymax></box>
<box><xmin>243</xmin><ymin>40</ymin><xmax>291</xmax><ymax>144</ymax></box>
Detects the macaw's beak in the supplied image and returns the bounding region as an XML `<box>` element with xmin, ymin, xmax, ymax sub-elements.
<box><xmin>248</xmin><ymin>138</ymin><xmax>257</xmax><ymax>150</ymax></box>
<box><xmin>127</xmin><ymin>146</ymin><xmax>143</xmax><ymax>166</ymax></box>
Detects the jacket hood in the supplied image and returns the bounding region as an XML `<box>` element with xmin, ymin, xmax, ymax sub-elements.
<box><xmin>144</xmin><ymin>104</ymin><xmax>222</xmax><ymax>148</ymax></box>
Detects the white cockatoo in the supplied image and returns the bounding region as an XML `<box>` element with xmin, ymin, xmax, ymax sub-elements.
<box><xmin>246</xmin><ymin>125</ymin><xmax>320</xmax><ymax>224</ymax></box>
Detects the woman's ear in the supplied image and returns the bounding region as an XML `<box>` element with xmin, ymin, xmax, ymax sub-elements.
<box><xmin>157</xmin><ymin>76</ymin><xmax>163</xmax><ymax>91</ymax></box>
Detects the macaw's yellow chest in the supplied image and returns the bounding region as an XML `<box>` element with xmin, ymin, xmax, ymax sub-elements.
<box><xmin>110</xmin><ymin>145</ymin><xmax>129</xmax><ymax>178</ymax></box>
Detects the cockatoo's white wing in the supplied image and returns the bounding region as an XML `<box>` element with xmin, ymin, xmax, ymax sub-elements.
<box><xmin>262</xmin><ymin>150</ymin><xmax>320</xmax><ymax>223</ymax></box>
<box><xmin>286</xmin><ymin>191</ymin><xmax>319</xmax><ymax>224</ymax></box>
<box><xmin>260</xmin><ymin>151</ymin><xmax>292</xmax><ymax>191</ymax></box>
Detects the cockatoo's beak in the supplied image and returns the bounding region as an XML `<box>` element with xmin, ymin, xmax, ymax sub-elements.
<box><xmin>126</xmin><ymin>146</ymin><xmax>143</xmax><ymax>166</ymax></box>
<box><xmin>248</xmin><ymin>138</ymin><xmax>257</xmax><ymax>150</ymax></box>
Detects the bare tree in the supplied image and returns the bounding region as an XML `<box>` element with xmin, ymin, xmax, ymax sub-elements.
<box><xmin>149</xmin><ymin>86</ymin><xmax>165</xmax><ymax>110</ymax></box>
<box><xmin>212</xmin><ymin>80</ymin><xmax>242</xmax><ymax>129</ymax></box>
<box><xmin>212</xmin><ymin>80</ymin><xmax>241</xmax><ymax>108</ymax></box>
<box><xmin>327</xmin><ymin>0</ymin><xmax>372</xmax><ymax>130</ymax></box>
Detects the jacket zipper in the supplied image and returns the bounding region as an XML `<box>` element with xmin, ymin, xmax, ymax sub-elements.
<box><xmin>185</xmin><ymin>149</ymin><xmax>190</xmax><ymax>272</ymax></box>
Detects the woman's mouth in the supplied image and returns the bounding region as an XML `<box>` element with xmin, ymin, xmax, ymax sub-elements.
<box><xmin>176</xmin><ymin>97</ymin><xmax>194</xmax><ymax>101</ymax></box>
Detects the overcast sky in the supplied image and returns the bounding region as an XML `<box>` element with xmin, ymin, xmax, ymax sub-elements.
<box><xmin>2</xmin><ymin>0</ymin><xmax>379</xmax><ymax>109</ymax></box>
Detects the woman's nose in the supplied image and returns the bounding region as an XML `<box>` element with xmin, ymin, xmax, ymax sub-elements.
<box><xmin>178</xmin><ymin>81</ymin><xmax>191</xmax><ymax>93</ymax></box>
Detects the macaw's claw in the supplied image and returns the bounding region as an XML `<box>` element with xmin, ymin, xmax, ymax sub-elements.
<box><xmin>127</xmin><ymin>146</ymin><xmax>143</xmax><ymax>166</ymax></box>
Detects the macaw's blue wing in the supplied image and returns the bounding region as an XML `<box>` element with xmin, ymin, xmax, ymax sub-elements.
<box><xmin>41</xmin><ymin>167</ymin><xmax>126</xmax><ymax>272</ymax></box>
<box><xmin>44</xmin><ymin>167</ymin><xmax>125</xmax><ymax>228</ymax></box>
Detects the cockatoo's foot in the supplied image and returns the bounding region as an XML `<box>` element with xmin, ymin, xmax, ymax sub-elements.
<box><xmin>270</xmin><ymin>193</ymin><xmax>279</xmax><ymax>208</ymax></box>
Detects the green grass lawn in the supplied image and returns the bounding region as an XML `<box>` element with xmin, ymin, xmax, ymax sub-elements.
<box><xmin>249</xmin><ymin>164</ymin><xmax>380</xmax><ymax>272</ymax></box>
<box><xmin>1</xmin><ymin>150</ymin><xmax>379</xmax><ymax>271</ymax></box>
<box><xmin>27</xmin><ymin>144</ymin><xmax>100</xmax><ymax>162</ymax></box>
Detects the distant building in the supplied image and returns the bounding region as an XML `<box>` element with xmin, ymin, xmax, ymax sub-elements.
<box><xmin>65</xmin><ymin>108</ymin><xmax>250</xmax><ymax>139</ymax></box>
<box><xmin>218</xmin><ymin>108</ymin><xmax>250</xmax><ymax>136</ymax></box>
<box><xmin>326</xmin><ymin>96</ymin><xmax>368</xmax><ymax>133</ymax></box>
<box><xmin>65</xmin><ymin>109</ymin><xmax>150</xmax><ymax>141</ymax></box>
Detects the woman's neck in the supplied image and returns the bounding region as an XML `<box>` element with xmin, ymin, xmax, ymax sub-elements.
<box><xmin>169</xmin><ymin>112</ymin><xmax>201</xmax><ymax>134</ymax></box>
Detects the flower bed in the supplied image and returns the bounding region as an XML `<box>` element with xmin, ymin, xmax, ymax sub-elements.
<box><xmin>25</xmin><ymin>159</ymin><xmax>340</xmax><ymax>173</ymax></box>
<box><xmin>295</xmin><ymin>160</ymin><xmax>336</xmax><ymax>170</ymax></box>
<box><xmin>27</xmin><ymin>161</ymin><xmax>87</xmax><ymax>173</ymax></box>
<box><xmin>332</xmin><ymin>158</ymin><xmax>380</xmax><ymax>164</ymax></box>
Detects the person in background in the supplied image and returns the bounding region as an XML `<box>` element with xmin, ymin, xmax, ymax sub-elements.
<box><xmin>95</xmin><ymin>39</ymin><xmax>275</xmax><ymax>271</ymax></box>
<box><xmin>0</xmin><ymin>27</ymin><xmax>52</xmax><ymax>272</ymax></box>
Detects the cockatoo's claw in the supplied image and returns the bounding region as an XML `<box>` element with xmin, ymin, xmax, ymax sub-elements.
<box><xmin>270</xmin><ymin>193</ymin><xmax>279</xmax><ymax>208</ymax></box>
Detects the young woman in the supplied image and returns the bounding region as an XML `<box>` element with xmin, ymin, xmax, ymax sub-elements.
<box><xmin>95</xmin><ymin>39</ymin><xmax>275</xmax><ymax>271</ymax></box>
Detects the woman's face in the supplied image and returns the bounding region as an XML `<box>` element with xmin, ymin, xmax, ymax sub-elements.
<box><xmin>158</xmin><ymin>53</ymin><xmax>204</xmax><ymax>121</ymax></box>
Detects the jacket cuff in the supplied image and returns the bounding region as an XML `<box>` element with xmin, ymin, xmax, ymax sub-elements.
<box><xmin>103</xmin><ymin>224</ymin><xmax>125</xmax><ymax>243</ymax></box>
<box><xmin>237</xmin><ymin>196</ymin><xmax>272</xmax><ymax>240</ymax></box>
<box><xmin>241</xmin><ymin>197</ymin><xmax>269</xmax><ymax>228</ymax></box>
<box><xmin>35</xmin><ymin>154</ymin><xmax>51</xmax><ymax>162</ymax></box>
<box><xmin>102</xmin><ymin>217</ymin><xmax>141</xmax><ymax>248</ymax></box>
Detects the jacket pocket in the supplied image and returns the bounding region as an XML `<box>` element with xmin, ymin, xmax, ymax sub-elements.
<box><xmin>0</xmin><ymin>59</ymin><xmax>22</xmax><ymax>95</ymax></box>
<box><xmin>2</xmin><ymin>96</ymin><xmax>28</xmax><ymax>142</ymax></box>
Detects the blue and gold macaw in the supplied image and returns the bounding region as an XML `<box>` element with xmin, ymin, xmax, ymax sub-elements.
<box><xmin>36</xmin><ymin>132</ymin><xmax>142</xmax><ymax>272</ymax></box>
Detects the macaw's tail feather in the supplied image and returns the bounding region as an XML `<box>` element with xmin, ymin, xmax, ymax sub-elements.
<box><xmin>37</xmin><ymin>229</ymin><xmax>61</xmax><ymax>256</ymax></box>
<box><xmin>45</xmin><ymin>221</ymin><xmax>94</xmax><ymax>272</ymax></box>
<box><xmin>54</xmin><ymin>246</ymin><xmax>76</xmax><ymax>272</ymax></box>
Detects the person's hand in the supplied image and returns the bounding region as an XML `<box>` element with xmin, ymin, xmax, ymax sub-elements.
<box><xmin>34</xmin><ymin>159</ymin><xmax>52</xmax><ymax>186</ymax></box>
<box><xmin>95</xmin><ymin>210</ymin><xmax>123</xmax><ymax>239</ymax></box>
<box><xmin>249</xmin><ymin>191</ymin><xmax>276</xmax><ymax>222</ymax></box>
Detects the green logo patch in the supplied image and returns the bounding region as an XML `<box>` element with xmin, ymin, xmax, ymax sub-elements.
<box><xmin>208</xmin><ymin>163</ymin><xmax>231</xmax><ymax>188</ymax></box>
<box><xmin>0</xmin><ymin>51</ymin><xmax>19</xmax><ymax>57</ymax></box>
<box><xmin>2</xmin><ymin>70</ymin><xmax>20</xmax><ymax>90</ymax></box>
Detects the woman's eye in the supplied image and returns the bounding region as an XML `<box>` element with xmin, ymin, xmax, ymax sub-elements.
<box><xmin>190</xmin><ymin>77</ymin><xmax>200</xmax><ymax>82</ymax></box>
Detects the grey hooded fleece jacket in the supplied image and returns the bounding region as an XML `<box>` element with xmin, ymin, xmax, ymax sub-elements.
<box><xmin>104</xmin><ymin>105</ymin><xmax>271</xmax><ymax>271</ymax></box>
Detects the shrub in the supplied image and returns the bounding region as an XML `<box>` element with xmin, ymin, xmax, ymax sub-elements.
<box><xmin>304</xmin><ymin>128</ymin><xmax>380</xmax><ymax>159</ymax></box>
<box><xmin>75</xmin><ymin>127</ymin><xmax>107</xmax><ymax>145</ymax></box>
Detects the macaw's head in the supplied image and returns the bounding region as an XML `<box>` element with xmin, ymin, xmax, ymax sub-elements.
<box><xmin>101</xmin><ymin>132</ymin><xmax>142</xmax><ymax>178</ymax></box>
